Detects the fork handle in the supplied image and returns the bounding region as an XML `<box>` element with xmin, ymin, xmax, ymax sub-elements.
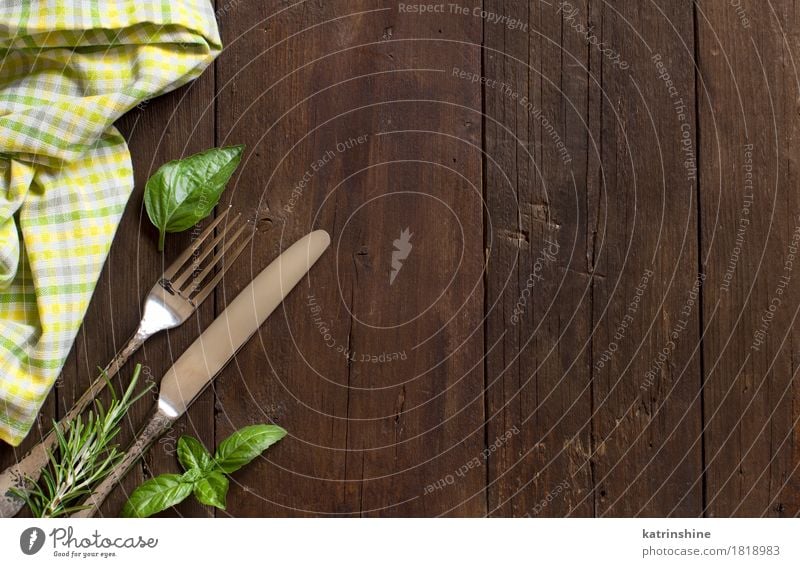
<box><xmin>0</xmin><ymin>326</ymin><xmax>152</xmax><ymax>518</ymax></box>
<box><xmin>65</xmin><ymin>326</ymin><xmax>152</xmax><ymax>424</ymax></box>
<box><xmin>73</xmin><ymin>407</ymin><xmax>175</xmax><ymax>518</ymax></box>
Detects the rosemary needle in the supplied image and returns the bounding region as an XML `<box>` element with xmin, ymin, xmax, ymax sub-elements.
<box><xmin>12</xmin><ymin>364</ymin><xmax>147</xmax><ymax>518</ymax></box>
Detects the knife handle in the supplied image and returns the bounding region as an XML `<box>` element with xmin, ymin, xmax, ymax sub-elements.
<box><xmin>157</xmin><ymin>229</ymin><xmax>331</xmax><ymax>418</ymax></box>
<box><xmin>72</xmin><ymin>407</ymin><xmax>175</xmax><ymax>518</ymax></box>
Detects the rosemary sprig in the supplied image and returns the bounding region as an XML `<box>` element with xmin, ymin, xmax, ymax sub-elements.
<box><xmin>12</xmin><ymin>364</ymin><xmax>146</xmax><ymax>518</ymax></box>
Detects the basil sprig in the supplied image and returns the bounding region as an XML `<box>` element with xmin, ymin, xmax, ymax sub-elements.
<box><xmin>123</xmin><ymin>424</ymin><xmax>286</xmax><ymax>518</ymax></box>
<box><xmin>144</xmin><ymin>145</ymin><xmax>245</xmax><ymax>251</ymax></box>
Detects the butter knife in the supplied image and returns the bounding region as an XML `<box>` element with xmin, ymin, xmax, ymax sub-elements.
<box><xmin>72</xmin><ymin>229</ymin><xmax>330</xmax><ymax>517</ymax></box>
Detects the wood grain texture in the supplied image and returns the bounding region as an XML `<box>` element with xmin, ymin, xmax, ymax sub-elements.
<box><xmin>60</xmin><ymin>72</ymin><xmax>218</xmax><ymax>517</ymax></box>
<box><xmin>483</xmin><ymin>0</ymin><xmax>594</xmax><ymax>517</ymax></box>
<box><xmin>587</xmin><ymin>0</ymin><xmax>703</xmax><ymax>518</ymax></box>
<box><xmin>213</xmin><ymin>0</ymin><xmax>485</xmax><ymax>516</ymax></box>
<box><xmin>3</xmin><ymin>0</ymin><xmax>800</xmax><ymax>518</ymax></box>
<box><xmin>696</xmin><ymin>0</ymin><xmax>800</xmax><ymax>517</ymax></box>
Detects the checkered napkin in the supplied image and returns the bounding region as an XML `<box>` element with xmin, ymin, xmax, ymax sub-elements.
<box><xmin>0</xmin><ymin>1</ymin><xmax>221</xmax><ymax>445</ymax></box>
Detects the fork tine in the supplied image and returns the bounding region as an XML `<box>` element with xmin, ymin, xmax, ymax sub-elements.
<box><xmin>190</xmin><ymin>228</ymin><xmax>255</xmax><ymax>306</ymax></box>
<box><xmin>162</xmin><ymin>207</ymin><xmax>231</xmax><ymax>280</ymax></box>
<box><xmin>185</xmin><ymin>220</ymin><xmax>250</xmax><ymax>293</ymax></box>
<box><xmin>171</xmin><ymin>212</ymin><xmax>243</xmax><ymax>291</ymax></box>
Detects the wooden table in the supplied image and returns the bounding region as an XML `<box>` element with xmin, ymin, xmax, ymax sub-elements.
<box><xmin>3</xmin><ymin>0</ymin><xmax>799</xmax><ymax>517</ymax></box>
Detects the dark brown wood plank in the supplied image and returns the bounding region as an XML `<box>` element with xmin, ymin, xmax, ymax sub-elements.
<box><xmin>483</xmin><ymin>0</ymin><xmax>594</xmax><ymax>517</ymax></box>
<box><xmin>214</xmin><ymin>0</ymin><xmax>486</xmax><ymax>516</ymax></box>
<box><xmin>697</xmin><ymin>0</ymin><xmax>800</xmax><ymax>517</ymax></box>
<box><xmin>59</xmin><ymin>73</ymin><xmax>218</xmax><ymax>517</ymax></box>
<box><xmin>5</xmin><ymin>0</ymin><xmax>800</xmax><ymax>521</ymax></box>
<box><xmin>586</xmin><ymin>0</ymin><xmax>703</xmax><ymax>517</ymax></box>
<box><xmin>485</xmin><ymin>0</ymin><xmax>704</xmax><ymax>516</ymax></box>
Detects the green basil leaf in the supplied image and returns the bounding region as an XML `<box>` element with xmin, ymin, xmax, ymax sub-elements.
<box><xmin>193</xmin><ymin>471</ymin><xmax>229</xmax><ymax>510</ymax></box>
<box><xmin>144</xmin><ymin>145</ymin><xmax>244</xmax><ymax>250</ymax></box>
<box><xmin>122</xmin><ymin>474</ymin><xmax>193</xmax><ymax>518</ymax></box>
<box><xmin>214</xmin><ymin>425</ymin><xmax>287</xmax><ymax>474</ymax></box>
<box><xmin>180</xmin><ymin>468</ymin><xmax>206</xmax><ymax>483</ymax></box>
<box><xmin>177</xmin><ymin>436</ymin><xmax>213</xmax><ymax>472</ymax></box>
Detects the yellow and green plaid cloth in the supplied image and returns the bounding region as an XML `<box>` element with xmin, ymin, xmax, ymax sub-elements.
<box><xmin>0</xmin><ymin>0</ymin><xmax>221</xmax><ymax>445</ymax></box>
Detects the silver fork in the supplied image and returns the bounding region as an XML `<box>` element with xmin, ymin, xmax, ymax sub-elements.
<box><xmin>0</xmin><ymin>207</ymin><xmax>255</xmax><ymax>518</ymax></box>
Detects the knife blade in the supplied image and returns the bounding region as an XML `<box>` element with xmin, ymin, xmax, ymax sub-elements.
<box><xmin>72</xmin><ymin>229</ymin><xmax>330</xmax><ymax>517</ymax></box>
